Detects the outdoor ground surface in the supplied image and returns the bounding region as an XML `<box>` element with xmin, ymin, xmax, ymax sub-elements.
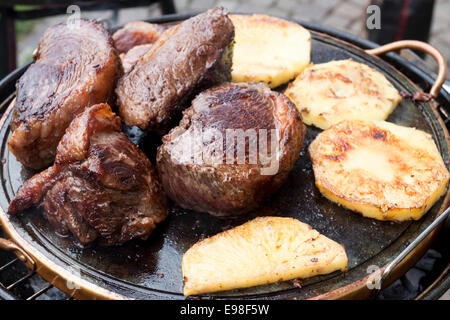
<box><xmin>15</xmin><ymin>0</ymin><xmax>450</xmax><ymax>79</ymax></box>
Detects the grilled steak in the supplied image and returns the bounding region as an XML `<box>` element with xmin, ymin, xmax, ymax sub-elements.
<box><xmin>156</xmin><ymin>82</ymin><xmax>306</xmax><ymax>216</ymax></box>
<box><xmin>112</xmin><ymin>21</ymin><xmax>165</xmax><ymax>54</ymax></box>
<box><xmin>8</xmin><ymin>104</ymin><xmax>168</xmax><ymax>245</ymax></box>
<box><xmin>116</xmin><ymin>7</ymin><xmax>234</xmax><ymax>134</ymax></box>
<box><xmin>8</xmin><ymin>19</ymin><xmax>119</xmax><ymax>170</ymax></box>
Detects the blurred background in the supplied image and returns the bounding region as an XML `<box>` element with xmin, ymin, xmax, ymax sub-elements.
<box><xmin>0</xmin><ymin>0</ymin><xmax>448</xmax><ymax>300</ymax></box>
<box><xmin>0</xmin><ymin>0</ymin><xmax>449</xmax><ymax>78</ymax></box>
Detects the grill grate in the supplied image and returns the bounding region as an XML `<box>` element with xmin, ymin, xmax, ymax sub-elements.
<box><xmin>0</xmin><ymin>227</ymin><xmax>71</xmax><ymax>300</ymax></box>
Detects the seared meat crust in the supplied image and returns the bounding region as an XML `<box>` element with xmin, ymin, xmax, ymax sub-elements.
<box><xmin>8</xmin><ymin>104</ymin><xmax>168</xmax><ymax>245</ymax></box>
<box><xmin>116</xmin><ymin>7</ymin><xmax>235</xmax><ymax>134</ymax></box>
<box><xmin>8</xmin><ymin>19</ymin><xmax>120</xmax><ymax>169</ymax></box>
<box><xmin>157</xmin><ymin>82</ymin><xmax>306</xmax><ymax>216</ymax></box>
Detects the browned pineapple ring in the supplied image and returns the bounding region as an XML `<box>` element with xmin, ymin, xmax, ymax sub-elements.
<box><xmin>285</xmin><ymin>60</ymin><xmax>402</xmax><ymax>130</ymax></box>
<box><xmin>230</xmin><ymin>14</ymin><xmax>311</xmax><ymax>88</ymax></box>
<box><xmin>309</xmin><ymin>120</ymin><xmax>450</xmax><ymax>221</ymax></box>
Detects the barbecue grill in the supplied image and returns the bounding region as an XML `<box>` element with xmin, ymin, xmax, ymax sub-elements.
<box><xmin>0</xmin><ymin>13</ymin><xmax>449</xmax><ymax>300</ymax></box>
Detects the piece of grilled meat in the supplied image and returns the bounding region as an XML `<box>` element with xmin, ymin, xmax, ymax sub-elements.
<box><xmin>156</xmin><ymin>83</ymin><xmax>306</xmax><ymax>216</ymax></box>
<box><xmin>8</xmin><ymin>19</ymin><xmax>120</xmax><ymax>170</ymax></box>
<box><xmin>112</xmin><ymin>21</ymin><xmax>166</xmax><ymax>54</ymax></box>
<box><xmin>120</xmin><ymin>43</ymin><xmax>154</xmax><ymax>73</ymax></box>
<box><xmin>8</xmin><ymin>104</ymin><xmax>168</xmax><ymax>245</ymax></box>
<box><xmin>116</xmin><ymin>7</ymin><xmax>234</xmax><ymax>134</ymax></box>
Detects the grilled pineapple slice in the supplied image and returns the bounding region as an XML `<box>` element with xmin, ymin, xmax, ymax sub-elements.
<box><xmin>285</xmin><ymin>59</ymin><xmax>402</xmax><ymax>129</ymax></box>
<box><xmin>230</xmin><ymin>14</ymin><xmax>311</xmax><ymax>88</ymax></box>
<box><xmin>182</xmin><ymin>216</ymin><xmax>347</xmax><ymax>296</ymax></box>
<box><xmin>309</xmin><ymin>120</ymin><xmax>450</xmax><ymax>221</ymax></box>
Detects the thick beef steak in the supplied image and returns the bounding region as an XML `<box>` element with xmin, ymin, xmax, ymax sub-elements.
<box><xmin>8</xmin><ymin>19</ymin><xmax>120</xmax><ymax>169</ymax></box>
<box><xmin>116</xmin><ymin>7</ymin><xmax>234</xmax><ymax>134</ymax></box>
<box><xmin>156</xmin><ymin>82</ymin><xmax>306</xmax><ymax>216</ymax></box>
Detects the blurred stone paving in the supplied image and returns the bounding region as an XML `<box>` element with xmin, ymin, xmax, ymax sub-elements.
<box><xmin>17</xmin><ymin>0</ymin><xmax>450</xmax><ymax>77</ymax></box>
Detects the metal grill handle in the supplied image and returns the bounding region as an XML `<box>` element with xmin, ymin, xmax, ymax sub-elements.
<box><xmin>366</xmin><ymin>40</ymin><xmax>447</xmax><ymax>97</ymax></box>
<box><xmin>0</xmin><ymin>238</ymin><xmax>35</xmax><ymax>270</ymax></box>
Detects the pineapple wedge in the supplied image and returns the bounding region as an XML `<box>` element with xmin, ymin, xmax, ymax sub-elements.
<box><xmin>230</xmin><ymin>14</ymin><xmax>311</xmax><ymax>88</ymax></box>
<box><xmin>182</xmin><ymin>216</ymin><xmax>347</xmax><ymax>296</ymax></box>
<box><xmin>285</xmin><ymin>59</ymin><xmax>402</xmax><ymax>130</ymax></box>
<box><xmin>309</xmin><ymin>120</ymin><xmax>450</xmax><ymax>221</ymax></box>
